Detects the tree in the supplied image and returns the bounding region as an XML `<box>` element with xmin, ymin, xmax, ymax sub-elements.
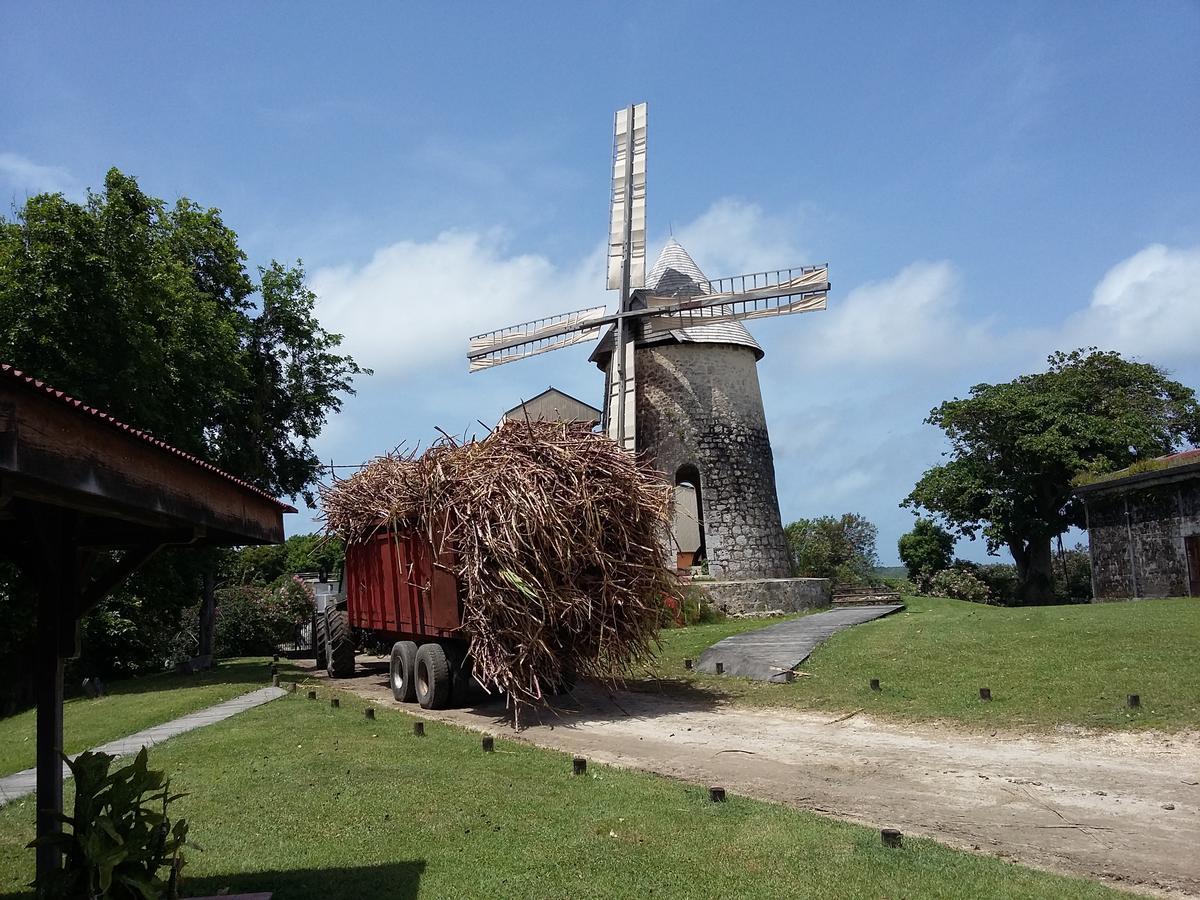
<box><xmin>0</xmin><ymin>169</ymin><xmax>367</xmax><ymax>683</ymax></box>
<box><xmin>897</xmin><ymin>518</ymin><xmax>955</xmax><ymax>587</ymax></box>
<box><xmin>904</xmin><ymin>349</ymin><xmax>1200</xmax><ymax>603</ymax></box>
<box><xmin>785</xmin><ymin>513</ymin><xmax>878</xmax><ymax>585</ymax></box>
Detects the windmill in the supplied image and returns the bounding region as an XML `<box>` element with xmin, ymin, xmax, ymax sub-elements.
<box><xmin>466</xmin><ymin>102</ymin><xmax>832</xmax><ymax>455</ymax></box>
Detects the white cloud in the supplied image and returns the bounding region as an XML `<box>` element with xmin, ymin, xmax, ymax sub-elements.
<box><xmin>0</xmin><ymin>152</ymin><xmax>74</xmax><ymax>195</ymax></box>
<box><xmin>1065</xmin><ymin>244</ymin><xmax>1200</xmax><ymax>364</ymax></box>
<box><xmin>311</xmin><ymin>229</ymin><xmax>603</xmax><ymax>376</ymax></box>
<box><xmin>788</xmin><ymin>259</ymin><xmax>1008</xmax><ymax>369</ymax></box>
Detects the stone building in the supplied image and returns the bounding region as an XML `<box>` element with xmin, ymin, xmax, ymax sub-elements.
<box><xmin>590</xmin><ymin>238</ymin><xmax>792</xmax><ymax>579</ymax></box>
<box><xmin>1077</xmin><ymin>449</ymin><xmax>1200</xmax><ymax>600</ymax></box>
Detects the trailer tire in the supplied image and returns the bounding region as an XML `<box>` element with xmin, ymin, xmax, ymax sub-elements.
<box><xmin>324</xmin><ymin>607</ymin><xmax>355</xmax><ymax>678</ymax></box>
<box><xmin>313</xmin><ymin>613</ymin><xmax>327</xmax><ymax>670</ymax></box>
<box><xmin>415</xmin><ymin>642</ymin><xmax>452</xmax><ymax>709</ymax></box>
<box><xmin>389</xmin><ymin>641</ymin><xmax>418</xmax><ymax>703</ymax></box>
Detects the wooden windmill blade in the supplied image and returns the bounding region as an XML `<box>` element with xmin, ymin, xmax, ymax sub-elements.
<box><xmin>607</xmin><ymin>102</ymin><xmax>647</xmax><ymax>292</ymax></box>
<box><xmin>639</xmin><ymin>264</ymin><xmax>830</xmax><ymax>331</ymax></box>
<box><xmin>467</xmin><ymin>306</ymin><xmax>609</xmax><ymax>372</ymax></box>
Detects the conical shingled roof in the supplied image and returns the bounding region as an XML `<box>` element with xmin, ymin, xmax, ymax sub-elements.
<box><xmin>590</xmin><ymin>238</ymin><xmax>763</xmax><ymax>369</ymax></box>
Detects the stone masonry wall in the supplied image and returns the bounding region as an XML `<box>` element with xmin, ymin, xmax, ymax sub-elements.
<box><xmin>636</xmin><ymin>342</ymin><xmax>792</xmax><ymax>579</ymax></box>
<box><xmin>692</xmin><ymin>577</ymin><xmax>831</xmax><ymax>616</ymax></box>
<box><xmin>1087</xmin><ymin>479</ymin><xmax>1200</xmax><ymax>599</ymax></box>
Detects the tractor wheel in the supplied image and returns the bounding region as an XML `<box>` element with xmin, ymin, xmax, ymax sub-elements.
<box><xmin>313</xmin><ymin>613</ymin><xmax>327</xmax><ymax>670</ymax></box>
<box><xmin>389</xmin><ymin>641</ymin><xmax>418</xmax><ymax>703</ymax></box>
<box><xmin>414</xmin><ymin>642</ymin><xmax>452</xmax><ymax>710</ymax></box>
<box><xmin>324</xmin><ymin>607</ymin><xmax>355</xmax><ymax>678</ymax></box>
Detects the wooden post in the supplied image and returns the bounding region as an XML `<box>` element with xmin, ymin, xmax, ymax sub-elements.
<box><xmin>870</xmin><ymin>678</ymin><xmax>881</xmax><ymax>691</ymax></box>
<box><xmin>330</xmin><ymin>697</ymin><xmax>340</xmax><ymax>709</ymax></box>
<box><xmin>683</xmin><ymin>658</ymin><xmax>693</xmax><ymax>670</ymax></box>
<box><xmin>35</xmin><ymin>591</ymin><xmax>65</xmax><ymax>881</ymax></box>
<box><xmin>572</xmin><ymin>756</ymin><xmax>587</xmax><ymax>776</ymax></box>
<box><xmin>307</xmin><ymin>690</ymin><xmax>317</xmax><ymax>700</ymax></box>
<box><xmin>482</xmin><ymin>736</ymin><xmax>494</xmax><ymax>752</ymax></box>
<box><xmin>413</xmin><ymin>721</ymin><xmax>425</xmax><ymax>736</ymax></box>
<box><xmin>715</xmin><ymin>662</ymin><xmax>724</xmax><ymax>675</ymax></box>
<box><xmin>881</xmin><ymin>828</ymin><xmax>903</xmax><ymax>848</ymax></box>
<box><xmin>1127</xmin><ymin>694</ymin><xmax>1140</xmax><ymax>708</ymax></box>
<box><xmin>709</xmin><ymin>786</ymin><xmax>726</xmax><ymax>802</ymax></box>
<box><xmin>979</xmin><ymin>687</ymin><xmax>992</xmax><ymax>701</ymax></box>
<box><xmin>365</xmin><ymin>707</ymin><xmax>375</xmax><ymax>720</ymax></box>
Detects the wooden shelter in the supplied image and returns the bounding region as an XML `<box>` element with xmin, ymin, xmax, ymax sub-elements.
<box><xmin>0</xmin><ymin>364</ymin><xmax>293</xmax><ymax>880</ymax></box>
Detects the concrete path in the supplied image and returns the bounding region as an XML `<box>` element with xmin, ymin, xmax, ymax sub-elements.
<box><xmin>695</xmin><ymin>603</ymin><xmax>905</xmax><ymax>682</ymax></box>
<box><xmin>0</xmin><ymin>685</ymin><xmax>286</xmax><ymax>805</ymax></box>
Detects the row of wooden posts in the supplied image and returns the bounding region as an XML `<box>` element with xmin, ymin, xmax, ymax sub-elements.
<box><xmin>679</xmin><ymin>659</ymin><xmax>1144</xmax><ymax>708</ymax></box>
<box><xmin>272</xmin><ymin>662</ymin><xmax>907</xmax><ymax>854</ymax></box>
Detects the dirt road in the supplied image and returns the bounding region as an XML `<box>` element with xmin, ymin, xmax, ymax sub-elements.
<box><xmin>306</xmin><ymin>658</ymin><xmax>1200</xmax><ymax>897</ymax></box>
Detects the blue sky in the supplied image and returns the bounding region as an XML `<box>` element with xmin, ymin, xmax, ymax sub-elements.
<box><xmin>3</xmin><ymin>2</ymin><xmax>1199</xmax><ymax>563</ymax></box>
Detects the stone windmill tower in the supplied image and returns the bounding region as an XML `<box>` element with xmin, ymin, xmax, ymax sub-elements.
<box><xmin>466</xmin><ymin>103</ymin><xmax>830</xmax><ymax>583</ymax></box>
<box><xmin>589</xmin><ymin>237</ymin><xmax>792</xmax><ymax>579</ymax></box>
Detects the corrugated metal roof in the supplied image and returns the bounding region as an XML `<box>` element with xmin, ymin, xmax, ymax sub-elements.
<box><xmin>590</xmin><ymin>239</ymin><xmax>764</xmax><ymax>368</ymax></box>
<box><xmin>0</xmin><ymin>363</ymin><xmax>297</xmax><ymax>512</ymax></box>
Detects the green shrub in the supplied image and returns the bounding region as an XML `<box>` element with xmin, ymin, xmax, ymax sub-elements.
<box><xmin>929</xmin><ymin>568</ymin><xmax>992</xmax><ymax>604</ymax></box>
<box><xmin>213</xmin><ymin>577</ymin><xmax>314</xmax><ymax>656</ymax></box>
<box><xmin>897</xmin><ymin>518</ymin><xmax>955</xmax><ymax>588</ymax></box>
<box><xmin>1054</xmin><ymin>544</ymin><xmax>1093</xmax><ymax>603</ymax></box>
<box><xmin>29</xmin><ymin>747</ymin><xmax>188</xmax><ymax>899</ymax></box>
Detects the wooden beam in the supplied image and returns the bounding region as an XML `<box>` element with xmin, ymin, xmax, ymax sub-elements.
<box><xmin>0</xmin><ymin>377</ymin><xmax>288</xmax><ymax>546</ymax></box>
<box><xmin>79</xmin><ymin>545</ymin><xmax>165</xmax><ymax>616</ymax></box>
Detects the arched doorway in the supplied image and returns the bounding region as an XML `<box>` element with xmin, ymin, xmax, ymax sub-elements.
<box><xmin>674</xmin><ymin>464</ymin><xmax>707</xmax><ymax>570</ymax></box>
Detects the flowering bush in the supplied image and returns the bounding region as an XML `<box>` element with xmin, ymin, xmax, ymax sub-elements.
<box><xmin>929</xmin><ymin>568</ymin><xmax>992</xmax><ymax>604</ymax></box>
<box><xmin>214</xmin><ymin>576</ymin><xmax>315</xmax><ymax>656</ymax></box>
<box><xmin>660</xmin><ymin>586</ymin><xmax>725</xmax><ymax>628</ymax></box>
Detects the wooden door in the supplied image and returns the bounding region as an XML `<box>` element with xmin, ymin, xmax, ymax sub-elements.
<box><xmin>1186</xmin><ymin>535</ymin><xmax>1200</xmax><ymax>597</ymax></box>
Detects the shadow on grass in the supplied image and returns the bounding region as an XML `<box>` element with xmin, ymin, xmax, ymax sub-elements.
<box><xmin>71</xmin><ymin>658</ymin><xmax>274</xmax><ymax>702</ymax></box>
<box><xmin>0</xmin><ymin>861</ymin><xmax>426</xmax><ymax>900</ymax></box>
<box><xmin>184</xmin><ymin>860</ymin><xmax>426</xmax><ymax>899</ymax></box>
<box><xmin>295</xmin><ymin>656</ymin><xmax>730</xmax><ymax>729</ymax></box>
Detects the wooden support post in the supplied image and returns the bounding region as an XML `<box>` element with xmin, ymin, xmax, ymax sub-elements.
<box><xmin>482</xmin><ymin>736</ymin><xmax>494</xmax><ymax>753</ymax></box>
<box><xmin>870</xmin><ymin>678</ymin><xmax>881</xmax><ymax>691</ymax></box>
<box><xmin>709</xmin><ymin>786</ymin><xmax>726</xmax><ymax>802</ymax></box>
<box><xmin>1127</xmin><ymin>694</ymin><xmax>1140</xmax><ymax>709</ymax></box>
<box><xmin>683</xmin><ymin>658</ymin><xmax>693</xmax><ymax>670</ymax></box>
<box><xmin>413</xmin><ymin>721</ymin><xmax>425</xmax><ymax>737</ymax></box>
<box><xmin>715</xmin><ymin>662</ymin><xmax>724</xmax><ymax>675</ymax></box>
<box><xmin>979</xmin><ymin>687</ymin><xmax>992</xmax><ymax>701</ymax></box>
<box><xmin>330</xmin><ymin>697</ymin><xmax>340</xmax><ymax>709</ymax></box>
<box><xmin>365</xmin><ymin>707</ymin><xmax>375</xmax><ymax>720</ymax></box>
<box><xmin>572</xmin><ymin>757</ymin><xmax>587</xmax><ymax>776</ymax></box>
<box><xmin>307</xmin><ymin>690</ymin><xmax>317</xmax><ymax>700</ymax></box>
<box><xmin>881</xmin><ymin>828</ymin><xmax>903</xmax><ymax>848</ymax></box>
<box><xmin>35</xmin><ymin>595</ymin><xmax>64</xmax><ymax>881</ymax></box>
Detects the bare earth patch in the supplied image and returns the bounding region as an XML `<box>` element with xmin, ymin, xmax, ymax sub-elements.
<box><xmin>303</xmin><ymin>657</ymin><xmax>1200</xmax><ymax>898</ymax></box>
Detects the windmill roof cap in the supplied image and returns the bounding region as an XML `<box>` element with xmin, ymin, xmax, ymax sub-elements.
<box><xmin>590</xmin><ymin>239</ymin><xmax>764</xmax><ymax>368</ymax></box>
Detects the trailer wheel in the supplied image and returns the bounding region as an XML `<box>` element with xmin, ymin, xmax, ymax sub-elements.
<box><xmin>415</xmin><ymin>642</ymin><xmax>452</xmax><ymax>709</ymax></box>
<box><xmin>324</xmin><ymin>607</ymin><xmax>355</xmax><ymax>678</ymax></box>
<box><xmin>389</xmin><ymin>641</ymin><xmax>418</xmax><ymax>703</ymax></box>
<box><xmin>313</xmin><ymin>613</ymin><xmax>327</xmax><ymax>670</ymax></box>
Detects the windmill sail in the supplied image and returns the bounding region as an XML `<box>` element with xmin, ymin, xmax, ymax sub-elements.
<box><xmin>467</xmin><ymin>306</ymin><xmax>607</xmax><ymax>372</ymax></box>
<box><xmin>607</xmin><ymin>103</ymin><xmax>647</xmax><ymax>291</ymax></box>
<box><xmin>641</xmin><ymin>265</ymin><xmax>830</xmax><ymax>331</ymax></box>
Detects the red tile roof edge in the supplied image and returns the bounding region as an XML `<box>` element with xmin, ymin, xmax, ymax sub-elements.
<box><xmin>1</xmin><ymin>364</ymin><xmax>298</xmax><ymax>514</ymax></box>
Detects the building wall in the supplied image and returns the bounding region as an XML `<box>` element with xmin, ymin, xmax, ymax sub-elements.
<box><xmin>503</xmin><ymin>391</ymin><xmax>600</xmax><ymax>425</ymax></box>
<box><xmin>1087</xmin><ymin>479</ymin><xmax>1200</xmax><ymax>599</ymax></box>
<box><xmin>635</xmin><ymin>342</ymin><xmax>792</xmax><ymax>579</ymax></box>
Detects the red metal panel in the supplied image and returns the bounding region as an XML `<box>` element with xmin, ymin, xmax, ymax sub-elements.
<box><xmin>344</xmin><ymin>524</ymin><xmax>463</xmax><ymax>640</ymax></box>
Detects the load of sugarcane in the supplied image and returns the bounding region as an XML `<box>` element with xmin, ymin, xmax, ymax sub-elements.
<box><xmin>319</xmin><ymin>420</ymin><xmax>677</xmax><ymax>717</ymax></box>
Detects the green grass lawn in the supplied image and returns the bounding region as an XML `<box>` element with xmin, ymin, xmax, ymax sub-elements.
<box><xmin>0</xmin><ymin>688</ymin><xmax>1123</xmax><ymax>899</ymax></box>
<box><xmin>0</xmin><ymin>658</ymin><xmax>273</xmax><ymax>777</ymax></box>
<box><xmin>650</xmin><ymin>595</ymin><xmax>1200</xmax><ymax>732</ymax></box>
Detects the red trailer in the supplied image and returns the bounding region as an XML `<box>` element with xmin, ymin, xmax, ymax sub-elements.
<box><xmin>316</xmin><ymin>525</ymin><xmax>472</xmax><ymax>709</ymax></box>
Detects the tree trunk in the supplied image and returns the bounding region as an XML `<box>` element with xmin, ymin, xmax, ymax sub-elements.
<box><xmin>198</xmin><ymin>566</ymin><xmax>216</xmax><ymax>661</ymax></box>
<box><xmin>1010</xmin><ymin>537</ymin><xmax>1054</xmax><ymax>604</ymax></box>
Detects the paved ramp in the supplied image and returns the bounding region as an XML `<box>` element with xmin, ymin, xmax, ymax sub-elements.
<box><xmin>696</xmin><ymin>604</ymin><xmax>904</xmax><ymax>682</ymax></box>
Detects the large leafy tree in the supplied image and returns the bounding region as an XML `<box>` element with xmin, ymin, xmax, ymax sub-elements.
<box><xmin>904</xmin><ymin>349</ymin><xmax>1200</xmax><ymax>603</ymax></box>
<box><xmin>0</xmin><ymin>168</ymin><xmax>366</xmax><ymax>678</ymax></box>
<box><xmin>897</xmin><ymin>518</ymin><xmax>955</xmax><ymax>587</ymax></box>
<box><xmin>785</xmin><ymin>513</ymin><xmax>879</xmax><ymax>586</ymax></box>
